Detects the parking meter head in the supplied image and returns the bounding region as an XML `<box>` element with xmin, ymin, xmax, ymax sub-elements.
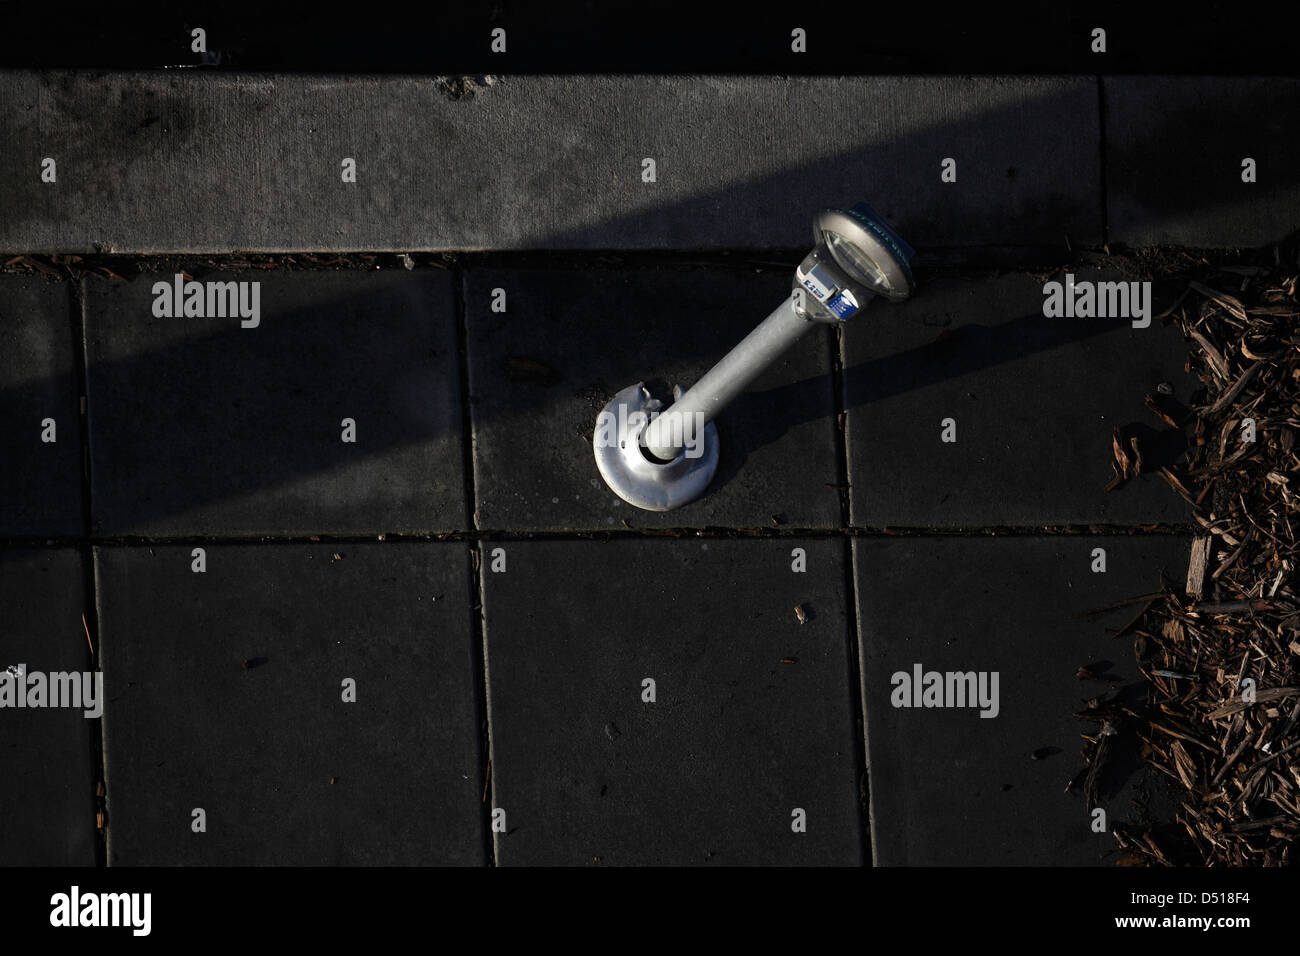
<box><xmin>813</xmin><ymin>204</ymin><xmax>916</xmax><ymax>303</ymax></box>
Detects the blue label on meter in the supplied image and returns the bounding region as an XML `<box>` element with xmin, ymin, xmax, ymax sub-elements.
<box><xmin>826</xmin><ymin>289</ymin><xmax>859</xmax><ymax>318</ymax></box>
<box><xmin>800</xmin><ymin>276</ymin><xmax>827</xmax><ymax>300</ymax></box>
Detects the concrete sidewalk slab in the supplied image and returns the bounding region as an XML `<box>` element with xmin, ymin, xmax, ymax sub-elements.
<box><xmin>856</xmin><ymin>535</ymin><xmax>1190</xmax><ymax>865</ymax></box>
<box><xmin>1105</xmin><ymin>77</ymin><xmax>1300</xmax><ymax>248</ymax></box>
<box><xmin>0</xmin><ymin>547</ymin><xmax>96</xmax><ymax>866</ymax></box>
<box><xmin>96</xmin><ymin>542</ymin><xmax>483</xmax><ymax>865</ymax></box>
<box><xmin>84</xmin><ymin>269</ymin><xmax>466</xmax><ymax>536</ymax></box>
<box><xmin>465</xmin><ymin>267</ymin><xmax>840</xmax><ymax>530</ymax></box>
<box><xmin>1</xmin><ymin>73</ymin><xmax>1099</xmax><ymax>253</ymax></box>
<box><xmin>843</xmin><ymin>267</ymin><xmax>1193</xmax><ymax>527</ymax></box>
<box><xmin>0</xmin><ymin>276</ymin><xmax>82</xmax><ymax>536</ymax></box>
<box><xmin>481</xmin><ymin>538</ymin><xmax>862</xmax><ymax>865</ymax></box>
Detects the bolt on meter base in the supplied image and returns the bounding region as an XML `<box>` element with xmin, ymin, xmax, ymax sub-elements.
<box><xmin>593</xmin><ymin>382</ymin><xmax>720</xmax><ymax>512</ymax></box>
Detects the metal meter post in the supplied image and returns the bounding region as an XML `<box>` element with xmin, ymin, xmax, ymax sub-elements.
<box><xmin>594</xmin><ymin>203</ymin><xmax>917</xmax><ymax>511</ymax></box>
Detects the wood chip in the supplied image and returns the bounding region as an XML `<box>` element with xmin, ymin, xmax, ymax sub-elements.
<box><xmin>1189</xmin><ymin>279</ymin><xmax>1248</xmax><ymax>322</ymax></box>
<box><xmin>1186</xmin><ymin>536</ymin><xmax>1211</xmax><ymax>599</ymax></box>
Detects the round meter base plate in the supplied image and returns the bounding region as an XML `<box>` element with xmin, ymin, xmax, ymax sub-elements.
<box><xmin>593</xmin><ymin>382</ymin><xmax>719</xmax><ymax>512</ymax></box>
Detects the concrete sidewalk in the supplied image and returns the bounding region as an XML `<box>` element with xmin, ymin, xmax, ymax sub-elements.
<box><xmin>5</xmin><ymin>74</ymin><xmax>1296</xmax><ymax>255</ymax></box>
<box><xmin>0</xmin><ymin>256</ymin><xmax>1198</xmax><ymax>865</ymax></box>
